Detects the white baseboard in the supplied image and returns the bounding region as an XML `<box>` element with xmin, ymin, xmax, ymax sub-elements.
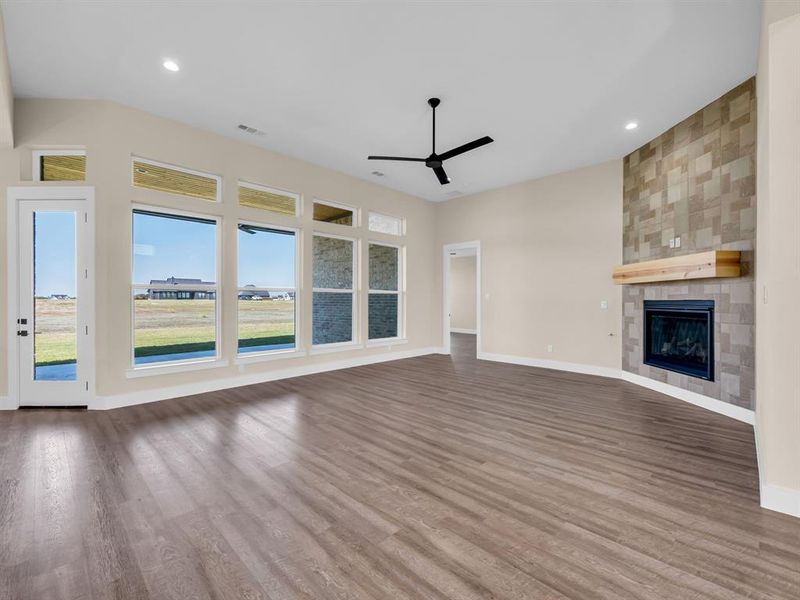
<box><xmin>760</xmin><ymin>483</ymin><xmax>800</xmax><ymax>517</ymax></box>
<box><xmin>478</xmin><ymin>351</ymin><xmax>621</xmax><ymax>379</ymax></box>
<box><xmin>620</xmin><ymin>370</ymin><xmax>754</xmax><ymax>424</ymax></box>
<box><xmin>97</xmin><ymin>345</ymin><xmax>440</xmax><ymax>410</ymax></box>
<box><xmin>450</xmin><ymin>328</ymin><xmax>477</xmax><ymax>335</ymax></box>
<box><xmin>476</xmin><ymin>351</ymin><xmax>754</xmax><ymax>425</ymax></box>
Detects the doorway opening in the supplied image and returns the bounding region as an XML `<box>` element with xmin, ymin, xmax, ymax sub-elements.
<box><xmin>442</xmin><ymin>241</ymin><xmax>480</xmax><ymax>357</ymax></box>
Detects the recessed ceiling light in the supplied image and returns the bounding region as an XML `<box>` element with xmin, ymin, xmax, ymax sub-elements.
<box><xmin>162</xmin><ymin>59</ymin><xmax>180</xmax><ymax>72</ymax></box>
<box><xmin>625</xmin><ymin>121</ymin><xmax>638</xmax><ymax>130</ymax></box>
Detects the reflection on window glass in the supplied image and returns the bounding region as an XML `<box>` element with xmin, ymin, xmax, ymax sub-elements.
<box><xmin>238</xmin><ymin>224</ymin><xmax>297</xmax><ymax>354</ymax></box>
<box><xmin>369</xmin><ymin>244</ymin><xmax>399</xmax><ymax>291</ymax></box>
<box><xmin>368</xmin><ymin>294</ymin><xmax>398</xmax><ymax>340</ymax></box>
<box><xmin>313</xmin><ymin>201</ymin><xmax>354</xmax><ymax>225</ymax></box>
<box><xmin>34</xmin><ymin>212</ymin><xmax>77</xmax><ymax>381</ymax></box>
<box><xmin>132</xmin><ymin>210</ymin><xmax>218</xmax><ymax>365</ymax></box>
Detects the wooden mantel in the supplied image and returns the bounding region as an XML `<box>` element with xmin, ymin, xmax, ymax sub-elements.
<box><xmin>613</xmin><ymin>250</ymin><xmax>741</xmax><ymax>285</ymax></box>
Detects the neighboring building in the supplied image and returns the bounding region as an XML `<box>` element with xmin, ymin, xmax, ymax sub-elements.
<box><xmin>148</xmin><ymin>277</ymin><xmax>216</xmax><ymax>299</ymax></box>
<box><xmin>48</xmin><ymin>294</ymin><xmax>70</xmax><ymax>300</ymax></box>
<box><xmin>239</xmin><ymin>285</ymin><xmax>269</xmax><ymax>301</ymax></box>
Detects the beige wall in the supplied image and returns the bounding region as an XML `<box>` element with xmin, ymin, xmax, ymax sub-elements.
<box><xmin>436</xmin><ymin>160</ymin><xmax>623</xmax><ymax>369</ymax></box>
<box><xmin>0</xmin><ymin>99</ymin><xmax>439</xmax><ymax>404</ymax></box>
<box><xmin>0</xmin><ymin>10</ymin><xmax>11</xmax><ymax>148</ymax></box>
<box><xmin>755</xmin><ymin>2</ymin><xmax>800</xmax><ymax>510</ymax></box>
<box><xmin>449</xmin><ymin>256</ymin><xmax>477</xmax><ymax>332</ymax></box>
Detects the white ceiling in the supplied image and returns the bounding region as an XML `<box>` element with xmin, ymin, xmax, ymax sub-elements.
<box><xmin>1</xmin><ymin>1</ymin><xmax>760</xmax><ymax>202</ymax></box>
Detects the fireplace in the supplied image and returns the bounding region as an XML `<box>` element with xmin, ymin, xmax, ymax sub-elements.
<box><xmin>644</xmin><ymin>300</ymin><xmax>714</xmax><ymax>381</ymax></box>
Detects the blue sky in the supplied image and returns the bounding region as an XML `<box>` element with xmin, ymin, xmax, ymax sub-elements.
<box><xmin>35</xmin><ymin>212</ymin><xmax>76</xmax><ymax>297</ymax></box>
<box><xmin>36</xmin><ymin>211</ymin><xmax>295</xmax><ymax>295</ymax></box>
<box><xmin>132</xmin><ymin>212</ymin><xmax>295</xmax><ymax>288</ymax></box>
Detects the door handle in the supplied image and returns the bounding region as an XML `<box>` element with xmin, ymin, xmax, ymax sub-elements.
<box><xmin>17</xmin><ymin>330</ymin><xmax>28</xmax><ymax>336</ymax></box>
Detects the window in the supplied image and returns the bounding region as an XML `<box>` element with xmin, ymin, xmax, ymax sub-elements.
<box><xmin>33</xmin><ymin>150</ymin><xmax>86</xmax><ymax>182</ymax></box>
<box><xmin>312</xmin><ymin>234</ymin><xmax>356</xmax><ymax>345</ymax></box>
<box><xmin>239</xmin><ymin>181</ymin><xmax>298</xmax><ymax>216</ymax></box>
<box><xmin>132</xmin><ymin>209</ymin><xmax>219</xmax><ymax>366</ymax></box>
<box><xmin>238</xmin><ymin>224</ymin><xmax>297</xmax><ymax>354</ymax></box>
<box><xmin>368</xmin><ymin>243</ymin><xmax>402</xmax><ymax>340</ymax></box>
<box><xmin>313</xmin><ymin>200</ymin><xmax>355</xmax><ymax>226</ymax></box>
<box><xmin>368</xmin><ymin>212</ymin><xmax>404</xmax><ymax>236</ymax></box>
<box><xmin>132</xmin><ymin>157</ymin><xmax>220</xmax><ymax>202</ymax></box>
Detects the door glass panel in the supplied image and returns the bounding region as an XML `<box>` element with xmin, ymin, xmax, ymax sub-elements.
<box><xmin>33</xmin><ymin>212</ymin><xmax>77</xmax><ymax>380</ymax></box>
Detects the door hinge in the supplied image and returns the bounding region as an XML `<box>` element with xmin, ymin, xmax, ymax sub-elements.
<box><xmin>85</xmin><ymin>381</ymin><xmax>89</xmax><ymax>391</ymax></box>
<box><xmin>85</xmin><ymin>325</ymin><xmax>88</xmax><ymax>335</ymax></box>
<box><xmin>85</xmin><ymin>269</ymin><xmax>88</xmax><ymax>279</ymax></box>
<box><xmin>84</xmin><ymin>212</ymin><xmax>88</xmax><ymax>224</ymax></box>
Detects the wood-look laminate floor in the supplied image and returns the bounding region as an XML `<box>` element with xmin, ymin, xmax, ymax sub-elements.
<box><xmin>1</xmin><ymin>334</ymin><xmax>798</xmax><ymax>600</ymax></box>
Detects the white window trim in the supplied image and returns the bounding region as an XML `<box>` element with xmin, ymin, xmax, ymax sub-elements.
<box><xmin>125</xmin><ymin>358</ymin><xmax>229</xmax><ymax>379</ymax></box>
<box><xmin>131</xmin><ymin>155</ymin><xmax>222</xmax><ymax>203</ymax></box>
<box><xmin>235</xmin><ymin>348</ymin><xmax>308</xmax><ymax>365</ymax></box>
<box><xmin>311</xmin><ymin>232</ymin><xmax>359</xmax><ymax>349</ymax></box>
<box><xmin>130</xmin><ymin>205</ymin><xmax>223</xmax><ymax>371</ymax></box>
<box><xmin>367</xmin><ymin>241</ymin><xmax>404</xmax><ymax>342</ymax></box>
<box><xmin>312</xmin><ymin>197</ymin><xmax>359</xmax><ymax>227</ymax></box>
<box><xmin>32</xmin><ymin>149</ymin><xmax>86</xmax><ymax>182</ymax></box>
<box><xmin>237</xmin><ymin>219</ymin><xmax>301</xmax><ymax>357</ymax></box>
<box><xmin>367</xmin><ymin>210</ymin><xmax>406</xmax><ymax>236</ymax></box>
<box><xmin>238</xmin><ymin>180</ymin><xmax>302</xmax><ymax>217</ymax></box>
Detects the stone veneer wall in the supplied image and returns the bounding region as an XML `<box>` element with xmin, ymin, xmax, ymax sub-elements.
<box><xmin>622</xmin><ymin>78</ymin><xmax>756</xmax><ymax>409</ymax></box>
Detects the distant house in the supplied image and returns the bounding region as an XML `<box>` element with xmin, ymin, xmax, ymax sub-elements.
<box><xmin>49</xmin><ymin>294</ymin><xmax>70</xmax><ymax>301</ymax></box>
<box><xmin>239</xmin><ymin>285</ymin><xmax>270</xmax><ymax>301</ymax></box>
<box><xmin>148</xmin><ymin>277</ymin><xmax>216</xmax><ymax>299</ymax></box>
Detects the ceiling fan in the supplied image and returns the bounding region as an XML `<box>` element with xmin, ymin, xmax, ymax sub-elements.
<box><xmin>368</xmin><ymin>98</ymin><xmax>493</xmax><ymax>185</ymax></box>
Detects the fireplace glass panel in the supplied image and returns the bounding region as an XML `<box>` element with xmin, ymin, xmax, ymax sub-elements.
<box><xmin>644</xmin><ymin>300</ymin><xmax>714</xmax><ymax>381</ymax></box>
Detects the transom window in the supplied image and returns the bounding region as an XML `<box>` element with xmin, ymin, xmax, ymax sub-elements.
<box><xmin>239</xmin><ymin>181</ymin><xmax>299</xmax><ymax>216</ymax></box>
<box><xmin>132</xmin><ymin>209</ymin><xmax>219</xmax><ymax>367</ymax></box>
<box><xmin>368</xmin><ymin>212</ymin><xmax>404</xmax><ymax>236</ymax></box>
<box><xmin>132</xmin><ymin>157</ymin><xmax>221</xmax><ymax>202</ymax></box>
<box><xmin>312</xmin><ymin>234</ymin><xmax>356</xmax><ymax>345</ymax></box>
<box><xmin>33</xmin><ymin>150</ymin><xmax>86</xmax><ymax>182</ymax></box>
<box><xmin>368</xmin><ymin>243</ymin><xmax>402</xmax><ymax>340</ymax></box>
<box><xmin>313</xmin><ymin>200</ymin><xmax>355</xmax><ymax>226</ymax></box>
<box><xmin>237</xmin><ymin>224</ymin><xmax>297</xmax><ymax>355</ymax></box>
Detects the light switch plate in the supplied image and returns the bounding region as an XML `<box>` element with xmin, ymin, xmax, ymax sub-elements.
<box><xmin>669</xmin><ymin>238</ymin><xmax>676</xmax><ymax>248</ymax></box>
<box><xmin>675</xmin><ymin>236</ymin><xmax>681</xmax><ymax>248</ymax></box>
<box><xmin>600</xmin><ymin>300</ymin><xmax>608</xmax><ymax>309</ymax></box>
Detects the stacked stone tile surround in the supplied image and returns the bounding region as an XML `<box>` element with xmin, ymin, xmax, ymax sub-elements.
<box><xmin>622</xmin><ymin>78</ymin><xmax>756</xmax><ymax>410</ymax></box>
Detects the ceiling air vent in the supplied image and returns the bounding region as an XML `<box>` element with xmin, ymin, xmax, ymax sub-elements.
<box><xmin>237</xmin><ymin>124</ymin><xmax>266</xmax><ymax>136</ymax></box>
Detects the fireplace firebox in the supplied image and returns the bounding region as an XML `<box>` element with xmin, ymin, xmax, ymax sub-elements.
<box><xmin>643</xmin><ymin>300</ymin><xmax>714</xmax><ymax>381</ymax></box>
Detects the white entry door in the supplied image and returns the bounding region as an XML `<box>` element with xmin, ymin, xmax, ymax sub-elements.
<box><xmin>10</xmin><ymin>189</ymin><xmax>95</xmax><ymax>407</ymax></box>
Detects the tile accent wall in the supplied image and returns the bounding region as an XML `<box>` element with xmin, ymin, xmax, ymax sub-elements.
<box><xmin>622</xmin><ymin>78</ymin><xmax>756</xmax><ymax>409</ymax></box>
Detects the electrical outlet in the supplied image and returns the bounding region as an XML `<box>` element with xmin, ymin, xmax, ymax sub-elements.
<box><xmin>547</xmin><ymin>344</ymin><xmax>553</xmax><ymax>353</ymax></box>
<box><xmin>669</xmin><ymin>238</ymin><xmax>676</xmax><ymax>248</ymax></box>
<box><xmin>600</xmin><ymin>300</ymin><xmax>608</xmax><ymax>309</ymax></box>
<box><xmin>675</xmin><ymin>236</ymin><xmax>681</xmax><ymax>248</ymax></box>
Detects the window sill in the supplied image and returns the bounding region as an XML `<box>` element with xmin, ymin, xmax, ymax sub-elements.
<box><xmin>235</xmin><ymin>349</ymin><xmax>307</xmax><ymax>365</ymax></box>
<box><xmin>309</xmin><ymin>341</ymin><xmax>364</xmax><ymax>355</ymax></box>
<box><xmin>366</xmin><ymin>337</ymin><xmax>408</xmax><ymax>348</ymax></box>
<box><xmin>126</xmin><ymin>358</ymin><xmax>229</xmax><ymax>378</ymax></box>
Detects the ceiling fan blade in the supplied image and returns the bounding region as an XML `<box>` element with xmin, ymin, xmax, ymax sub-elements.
<box><xmin>432</xmin><ymin>166</ymin><xmax>450</xmax><ymax>185</ymax></box>
<box><xmin>439</xmin><ymin>136</ymin><xmax>494</xmax><ymax>161</ymax></box>
<box><xmin>368</xmin><ymin>155</ymin><xmax>426</xmax><ymax>162</ymax></box>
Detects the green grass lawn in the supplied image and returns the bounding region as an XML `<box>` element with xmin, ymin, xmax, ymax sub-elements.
<box><xmin>34</xmin><ymin>298</ymin><xmax>295</xmax><ymax>366</ymax></box>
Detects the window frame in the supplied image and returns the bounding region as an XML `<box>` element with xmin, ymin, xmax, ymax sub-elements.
<box><xmin>312</xmin><ymin>198</ymin><xmax>359</xmax><ymax>227</ymax></box>
<box><xmin>128</xmin><ymin>204</ymin><xmax>224</xmax><ymax>373</ymax></box>
<box><xmin>236</xmin><ymin>219</ymin><xmax>302</xmax><ymax>359</ymax></box>
<box><xmin>238</xmin><ymin>180</ymin><xmax>302</xmax><ymax>217</ymax></box>
<box><xmin>367</xmin><ymin>211</ymin><xmax>406</xmax><ymax>236</ymax></box>
<box><xmin>131</xmin><ymin>156</ymin><xmax>222</xmax><ymax>203</ymax></box>
<box><xmin>367</xmin><ymin>240</ymin><xmax>405</xmax><ymax>345</ymax></box>
<box><xmin>32</xmin><ymin>149</ymin><xmax>87</xmax><ymax>182</ymax></box>
<box><xmin>311</xmin><ymin>231</ymin><xmax>360</xmax><ymax>351</ymax></box>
